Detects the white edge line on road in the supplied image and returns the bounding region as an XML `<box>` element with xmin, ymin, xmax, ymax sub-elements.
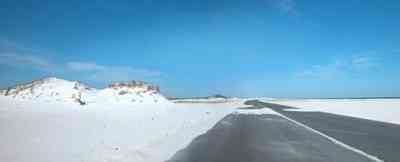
<box><xmin>269</xmin><ymin>108</ymin><xmax>384</xmax><ymax>162</ymax></box>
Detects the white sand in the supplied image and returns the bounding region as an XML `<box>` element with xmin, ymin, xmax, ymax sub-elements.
<box><xmin>269</xmin><ymin>99</ymin><xmax>400</xmax><ymax>124</ymax></box>
<box><xmin>0</xmin><ymin>96</ymin><xmax>249</xmax><ymax>162</ymax></box>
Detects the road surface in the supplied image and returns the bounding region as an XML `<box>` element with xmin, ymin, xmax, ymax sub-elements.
<box><xmin>257</xmin><ymin>101</ymin><xmax>400</xmax><ymax>162</ymax></box>
<box><xmin>168</xmin><ymin>113</ymin><xmax>377</xmax><ymax>162</ymax></box>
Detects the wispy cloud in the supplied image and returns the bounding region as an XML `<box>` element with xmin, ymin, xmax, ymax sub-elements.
<box><xmin>87</xmin><ymin>66</ymin><xmax>161</xmax><ymax>82</ymax></box>
<box><xmin>66</xmin><ymin>61</ymin><xmax>161</xmax><ymax>82</ymax></box>
<box><xmin>0</xmin><ymin>39</ymin><xmax>162</xmax><ymax>83</ymax></box>
<box><xmin>392</xmin><ymin>49</ymin><xmax>400</xmax><ymax>54</ymax></box>
<box><xmin>296</xmin><ymin>55</ymin><xmax>379</xmax><ymax>79</ymax></box>
<box><xmin>66</xmin><ymin>62</ymin><xmax>106</xmax><ymax>71</ymax></box>
<box><xmin>0</xmin><ymin>40</ymin><xmax>57</xmax><ymax>71</ymax></box>
<box><xmin>351</xmin><ymin>56</ymin><xmax>378</xmax><ymax>70</ymax></box>
<box><xmin>0</xmin><ymin>53</ymin><xmax>55</xmax><ymax>70</ymax></box>
<box><xmin>267</xmin><ymin>0</ymin><xmax>297</xmax><ymax>15</ymax></box>
<box><xmin>276</xmin><ymin>0</ymin><xmax>296</xmax><ymax>14</ymax></box>
<box><xmin>296</xmin><ymin>60</ymin><xmax>345</xmax><ymax>79</ymax></box>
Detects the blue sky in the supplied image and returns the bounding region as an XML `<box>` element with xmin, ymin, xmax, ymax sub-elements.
<box><xmin>1</xmin><ymin>0</ymin><xmax>399</xmax><ymax>98</ymax></box>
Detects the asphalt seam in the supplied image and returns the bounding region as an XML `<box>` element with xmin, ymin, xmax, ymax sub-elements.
<box><xmin>267</xmin><ymin>107</ymin><xmax>385</xmax><ymax>162</ymax></box>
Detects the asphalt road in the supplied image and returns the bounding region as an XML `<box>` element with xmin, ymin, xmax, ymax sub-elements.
<box><xmin>167</xmin><ymin>113</ymin><xmax>377</xmax><ymax>162</ymax></box>
<box><xmin>255</xmin><ymin>101</ymin><xmax>400</xmax><ymax>162</ymax></box>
